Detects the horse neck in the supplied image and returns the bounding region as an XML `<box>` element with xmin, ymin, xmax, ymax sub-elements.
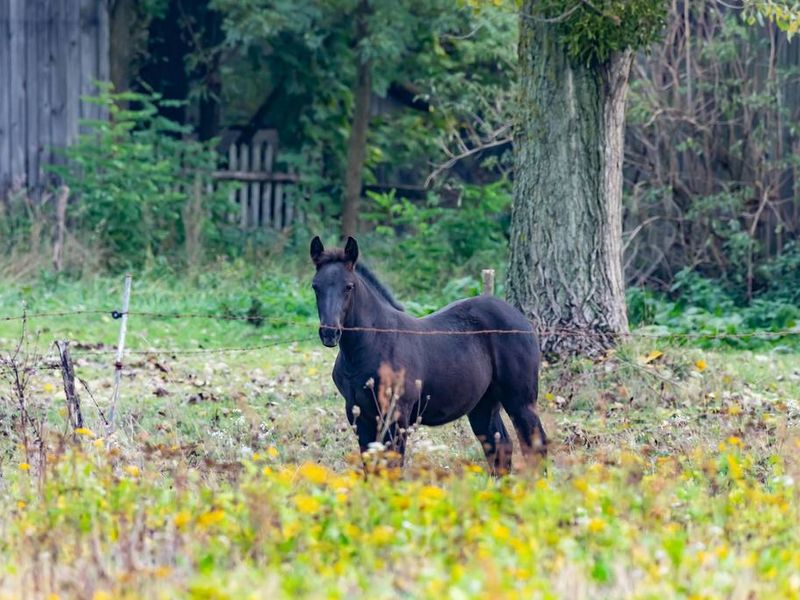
<box><xmin>339</xmin><ymin>275</ymin><xmax>401</xmax><ymax>360</ymax></box>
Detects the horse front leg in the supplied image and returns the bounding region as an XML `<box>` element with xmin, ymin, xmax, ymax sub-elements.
<box><xmin>347</xmin><ymin>403</ymin><xmax>378</xmax><ymax>454</ymax></box>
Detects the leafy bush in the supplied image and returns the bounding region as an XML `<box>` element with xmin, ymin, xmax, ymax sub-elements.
<box><xmin>627</xmin><ymin>269</ymin><xmax>800</xmax><ymax>350</ymax></box>
<box><xmin>362</xmin><ymin>182</ymin><xmax>511</xmax><ymax>296</ymax></box>
<box><xmin>49</xmin><ymin>86</ymin><xmax>230</xmax><ymax>272</ymax></box>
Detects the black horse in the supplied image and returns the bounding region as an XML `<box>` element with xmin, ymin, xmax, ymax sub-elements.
<box><xmin>311</xmin><ymin>236</ymin><xmax>546</xmax><ymax>474</ymax></box>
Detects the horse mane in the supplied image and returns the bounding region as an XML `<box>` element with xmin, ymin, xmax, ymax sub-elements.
<box><xmin>315</xmin><ymin>249</ymin><xmax>404</xmax><ymax>311</ymax></box>
<box><xmin>356</xmin><ymin>263</ymin><xmax>404</xmax><ymax>311</ymax></box>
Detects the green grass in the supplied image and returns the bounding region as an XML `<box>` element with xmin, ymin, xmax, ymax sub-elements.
<box><xmin>1</xmin><ymin>270</ymin><xmax>799</xmax><ymax>598</ymax></box>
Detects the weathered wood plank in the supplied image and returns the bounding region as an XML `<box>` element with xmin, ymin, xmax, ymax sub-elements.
<box><xmin>274</xmin><ymin>182</ymin><xmax>284</xmax><ymax>230</ymax></box>
<box><xmin>8</xmin><ymin>0</ymin><xmax>26</xmax><ymax>190</ymax></box>
<box><xmin>228</xmin><ymin>143</ymin><xmax>238</xmax><ymax>224</ymax></box>
<box><xmin>262</xmin><ymin>142</ymin><xmax>274</xmax><ymax>227</ymax></box>
<box><xmin>0</xmin><ymin>0</ymin><xmax>10</xmax><ymax>195</ymax></box>
<box><xmin>65</xmin><ymin>0</ymin><xmax>81</xmax><ymax>146</ymax></box>
<box><xmin>25</xmin><ymin>0</ymin><xmax>42</xmax><ymax>192</ymax></box>
<box><xmin>250</xmin><ymin>141</ymin><xmax>262</xmax><ymax>227</ymax></box>
<box><xmin>51</xmin><ymin>0</ymin><xmax>69</xmax><ymax>172</ymax></box>
<box><xmin>79</xmin><ymin>0</ymin><xmax>98</xmax><ymax>124</ymax></box>
<box><xmin>211</xmin><ymin>171</ymin><xmax>299</xmax><ymax>183</ymax></box>
<box><xmin>38</xmin><ymin>0</ymin><xmax>54</xmax><ymax>191</ymax></box>
<box><xmin>96</xmin><ymin>0</ymin><xmax>108</xmax><ymax>120</ymax></box>
<box><xmin>239</xmin><ymin>143</ymin><xmax>250</xmax><ymax>228</ymax></box>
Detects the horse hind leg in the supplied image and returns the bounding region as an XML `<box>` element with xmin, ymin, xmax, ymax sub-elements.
<box><xmin>505</xmin><ymin>402</ymin><xmax>548</xmax><ymax>469</ymax></box>
<box><xmin>467</xmin><ymin>399</ymin><xmax>513</xmax><ymax>476</ymax></box>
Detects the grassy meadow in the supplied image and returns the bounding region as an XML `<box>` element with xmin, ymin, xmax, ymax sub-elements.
<box><xmin>1</xmin><ymin>270</ymin><xmax>799</xmax><ymax>599</ymax></box>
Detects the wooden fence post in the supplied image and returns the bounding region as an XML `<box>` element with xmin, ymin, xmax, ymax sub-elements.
<box><xmin>52</xmin><ymin>185</ymin><xmax>69</xmax><ymax>272</ymax></box>
<box><xmin>107</xmin><ymin>273</ymin><xmax>132</xmax><ymax>431</ymax></box>
<box><xmin>56</xmin><ymin>340</ymin><xmax>83</xmax><ymax>430</ymax></box>
<box><xmin>482</xmin><ymin>269</ymin><xmax>495</xmax><ymax>296</ymax></box>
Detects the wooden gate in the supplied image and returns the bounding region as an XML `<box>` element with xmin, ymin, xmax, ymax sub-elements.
<box><xmin>214</xmin><ymin>129</ymin><xmax>300</xmax><ymax>230</ymax></box>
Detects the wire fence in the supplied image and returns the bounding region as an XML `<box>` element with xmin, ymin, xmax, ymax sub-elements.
<box><xmin>1</xmin><ymin>302</ymin><xmax>797</xmax><ymax>441</ymax></box>
<box><xmin>1</xmin><ymin>308</ymin><xmax>799</xmax><ymax>362</ymax></box>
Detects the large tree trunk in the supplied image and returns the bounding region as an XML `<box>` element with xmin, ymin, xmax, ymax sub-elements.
<box><xmin>341</xmin><ymin>3</ymin><xmax>372</xmax><ymax>239</ymax></box>
<box><xmin>507</xmin><ymin>5</ymin><xmax>632</xmax><ymax>359</ymax></box>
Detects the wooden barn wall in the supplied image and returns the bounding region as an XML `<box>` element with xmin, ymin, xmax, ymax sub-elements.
<box><xmin>0</xmin><ymin>0</ymin><xmax>109</xmax><ymax>200</ymax></box>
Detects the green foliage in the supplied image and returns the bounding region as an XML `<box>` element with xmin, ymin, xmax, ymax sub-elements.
<box><xmin>627</xmin><ymin>269</ymin><xmax>800</xmax><ymax>350</ymax></box>
<box><xmin>212</xmin><ymin>0</ymin><xmax>517</xmax><ymax>210</ymax></box>
<box><xmin>532</xmin><ymin>0</ymin><xmax>667</xmax><ymax>64</ymax></box>
<box><xmin>362</xmin><ymin>182</ymin><xmax>511</xmax><ymax>302</ymax></box>
<box><xmin>49</xmin><ymin>86</ymin><xmax>228</xmax><ymax>272</ymax></box>
<box><xmin>743</xmin><ymin>0</ymin><xmax>800</xmax><ymax>36</ymax></box>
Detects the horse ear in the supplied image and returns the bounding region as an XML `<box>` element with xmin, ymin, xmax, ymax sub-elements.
<box><xmin>344</xmin><ymin>236</ymin><xmax>359</xmax><ymax>267</ymax></box>
<box><xmin>310</xmin><ymin>236</ymin><xmax>325</xmax><ymax>265</ymax></box>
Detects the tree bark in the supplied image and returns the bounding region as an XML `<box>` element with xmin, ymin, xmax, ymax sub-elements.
<box><xmin>341</xmin><ymin>3</ymin><xmax>372</xmax><ymax>239</ymax></box>
<box><xmin>507</xmin><ymin>3</ymin><xmax>632</xmax><ymax>359</ymax></box>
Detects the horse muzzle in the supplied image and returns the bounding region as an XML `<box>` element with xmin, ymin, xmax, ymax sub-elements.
<box><xmin>319</xmin><ymin>324</ymin><xmax>342</xmax><ymax>347</ymax></box>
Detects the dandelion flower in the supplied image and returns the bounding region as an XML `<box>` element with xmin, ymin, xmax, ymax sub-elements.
<box><xmin>18</xmin><ymin>463</ymin><xmax>30</xmax><ymax>471</ymax></box>
<box><xmin>299</xmin><ymin>462</ymin><xmax>328</xmax><ymax>485</ymax></box>
<box><xmin>588</xmin><ymin>518</ymin><xmax>606</xmax><ymax>533</ymax></box>
<box><xmin>74</xmin><ymin>427</ymin><xmax>95</xmax><ymax>437</ymax></box>
<box><xmin>294</xmin><ymin>495</ymin><xmax>321</xmax><ymax>515</ymax></box>
<box><xmin>371</xmin><ymin>525</ymin><xmax>395</xmax><ymax>544</ymax></box>
<box><xmin>174</xmin><ymin>510</ymin><xmax>191</xmax><ymax>529</ymax></box>
<box><xmin>197</xmin><ymin>509</ymin><xmax>225</xmax><ymax>527</ymax></box>
<box><xmin>124</xmin><ymin>465</ymin><xmax>140</xmax><ymax>477</ymax></box>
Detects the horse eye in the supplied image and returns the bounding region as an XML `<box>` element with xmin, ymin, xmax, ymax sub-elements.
<box><xmin>345</xmin><ymin>283</ymin><xmax>355</xmax><ymax>292</ymax></box>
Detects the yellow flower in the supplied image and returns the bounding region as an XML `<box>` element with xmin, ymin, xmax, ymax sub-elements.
<box><xmin>197</xmin><ymin>509</ymin><xmax>225</xmax><ymax>527</ymax></box>
<box><xmin>43</xmin><ymin>383</ymin><xmax>55</xmax><ymax>393</ymax></box>
<box><xmin>491</xmin><ymin>523</ymin><xmax>511</xmax><ymax>541</ymax></box>
<box><xmin>74</xmin><ymin>427</ymin><xmax>95</xmax><ymax>437</ymax></box>
<box><xmin>18</xmin><ymin>463</ymin><xmax>30</xmax><ymax>471</ymax></box>
<box><xmin>93</xmin><ymin>592</ymin><xmax>112</xmax><ymax>600</ymax></box>
<box><xmin>419</xmin><ymin>485</ymin><xmax>446</xmax><ymax>502</ymax></box>
<box><xmin>282</xmin><ymin>521</ymin><xmax>301</xmax><ymax>540</ymax></box>
<box><xmin>307</xmin><ymin>367</ymin><xmax>318</xmax><ymax>376</ymax></box>
<box><xmin>267</xmin><ymin>446</ymin><xmax>279</xmax><ymax>459</ymax></box>
<box><xmin>294</xmin><ymin>495</ymin><xmax>321</xmax><ymax>515</ymax></box>
<box><xmin>17</xmin><ymin>501</ymin><xmax>26</xmax><ymax>510</ymax></box>
<box><xmin>390</xmin><ymin>496</ymin><xmax>411</xmax><ymax>510</ymax></box>
<box><xmin>174</xmin><ymin>510</ymin><xmax>191</xmax><ymax>529</ymax></box>
<box><xmin>587</xmin><ymin>518</ymin><xmax>606</xmax><ymax>533</ymax></box>
<box><xmin>371</xmin><ymin>525</ymin><xmax>395</xmax><ymax>544</ymax></box>
<box><xmin>727</xmin><ymin>454</ymin><xmax>743</xmax><ymax>480</ymax></box>
<box><xmin>464</xmin><ymin>464</ymin><xmax>484</xmax><ymax>474</ymax></box>
<box><xmin>262</xmin><ymin>466</ymin><xmax>273</xmax><ymax>477</ymax></box>
<box><xmin>124</xmin><ymin>465</ymin><xmax>140</xmax><ymax>477</ymax></box>
<box><xmin>573</xmin><ymin>478</ymin><xmax>589</xmax><ymax>493</ymax></box>
<box><xmin>694</xmin><ymin>359</ymin><xmax>707</xmax><ymax>372</ymax></box>
<box><xmin>728</xmin><ymin>405</ymin><xmax>743</xmax><ymax>416</ymax></box>
<box><xmin>727</xmin><ymin>436</ymin><xmax>742</xmax><ymax>446</ymax></box>
<box><xmin>344</xmin><ymin>523</ymin><xmax>361</xmax><ymax>539</ymax></box>
<box><xmin>92</xmin><ymin>438</ymin><xmax>105</xmax><ymax>449</ymax></box>
<box><xmin>298</xmin><ymin>462</ymin><xmax>329</xmax><ymax>485</ymax></box>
